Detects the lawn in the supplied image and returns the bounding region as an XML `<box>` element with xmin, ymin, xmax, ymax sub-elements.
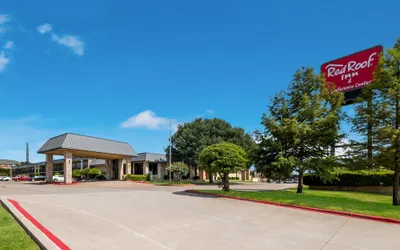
<box><xmin>0</xmin><ymin>204</ymin><xmax>39</xmax><ymax>250</ymax></box>
<box><xmin>198</xmin><ymin>188</ymin><xmax>400</xmax><ymax>220</ymax></box>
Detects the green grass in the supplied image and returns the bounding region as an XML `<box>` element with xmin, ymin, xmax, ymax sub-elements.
<box><xmin>198</xmin><ymin>188</ymin><xmax>400</xmax><ymax>220</ymax></box>
<box><xmin>0</xmin><ymin>204</ymin><xmax>39</xmax><ymax>250</ymax></box>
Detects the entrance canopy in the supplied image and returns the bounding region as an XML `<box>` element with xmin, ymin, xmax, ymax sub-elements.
<box><xmin>37</xmin><ymin>133</ymin><xmax>138</xmax><ymax>159</ymax></box>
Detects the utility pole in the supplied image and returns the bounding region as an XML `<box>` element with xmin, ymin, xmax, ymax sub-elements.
<box><xmin>169</xmin><ymin>120</ymin><xmax>172</xmax><ymax>183</ymax></box>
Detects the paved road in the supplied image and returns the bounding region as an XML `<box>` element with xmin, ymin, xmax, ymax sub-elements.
<box><xmin>1</xmin><ymin>181</ymin><xmax>399</xmax><ymax>250</ymax></box>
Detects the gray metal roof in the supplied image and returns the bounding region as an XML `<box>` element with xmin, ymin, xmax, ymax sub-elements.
<box><xmin>132</xmin><ymin>153</ymin><xmax>166</xmax><ymax>162</ymax></box>
<box><xmin>37</xmin><ymin>133</ymin><xmax>138</xmax><ymax>157</ymax></box>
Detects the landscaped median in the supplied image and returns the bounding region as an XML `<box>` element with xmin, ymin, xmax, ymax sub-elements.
<box><xmin>188</xmin><ymin>188</ymin><xmax>400</xmax><ymax>224</ymax></box>
<box><xmin>0</xmin><ymin>203</ymin><xmax>39</xmax><ymax>250</ymax></box>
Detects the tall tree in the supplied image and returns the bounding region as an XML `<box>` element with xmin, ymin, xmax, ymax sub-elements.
<box><xmin>199</xmin><ymin>142</ymin><xmax>248</xmax><ymax>191</ymax></box>
<box><xmin>168</xmin><ymin>118</ymin><xmax>255</xmax><ymax>183</ymax></box>
<box><xmin>365</xmin><ymin>39</ymin><xmax>400</xmax><ymax>205</ymax></box>
<box><xmin>259</xmin><ymin>67</ymin><xmax>343</xmax><ymax>193</ymax></box>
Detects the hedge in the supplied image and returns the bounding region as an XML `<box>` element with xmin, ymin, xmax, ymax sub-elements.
<box><xmin>125</xmin><ymin>174</ymin><xmax>147</xmax><ymax>181</ymax></box>
<box><xmin>304</xmin><ymin>170</ymin><xmax>396</xmax><ymax>187</ymax></box>
<box><xmin>72</xmin><ymin>170</ymin><xmax>81</xmax><ymax>178</ymax></box>
<box><xmin>88</xmin><ymin>168</ymin><xmax>101</xmax><ymax>176</ymax></box>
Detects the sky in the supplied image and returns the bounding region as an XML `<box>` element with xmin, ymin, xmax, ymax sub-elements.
<box><xmin>0</xmin><ymin>0</ymin><xmax>399</xmax><ymax>162</ymax></box>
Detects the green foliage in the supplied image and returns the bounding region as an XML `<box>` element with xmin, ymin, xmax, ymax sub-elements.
<box><xmin>125</xmin><ymin>174</ymin><xmax>147</xmax><ymax>181</ymax></box>
<box><xmin>88</xmin><ymin>168</ymin><xmax>101</xmax><ymax>177</ymax></box>
<box><xmin>80</xmin><ymin>168</ymin><xmax>90</xmax><ymax>175</ymax></box>
<box><xmin>145</xmin><ymin>173</ymin><xmax>151</xmax><ymax>181</ymax></box>
<box><xmin>256</xmin><ymin>67</ymin><xmax>344</xmax><ymax>193</ymax></box>
<box><xmin>95</xmin><ymin>174</ymin><xmax>106</xmax><ymax>180</ymax></box>
<box><xmin>199</xmin><ymin>142</ymin><xmax>248</xmax><ymax>191</ymax></box>
<box><xmin>169</xmin><ymin>162</ymin><xmax>189</xmax><ymax>182</ymax></box>
<box><xmin>54</xmin><ymin>172</ymin><xmax>61</xmax><ymax>176</ymax></box>
<box><xmin>34</xmin><ymin>172</ymin><xmax>41</xmax><ymax>176</ymax></box>
<box><xmin>168</xmin><ymin>118</ymin><xmax>256</xmax><ymax>169</ymax></box>
<box><xmin>353</xmin><ymin>38</ymin><xmax>400</xmax><ymax>205</ymax></box>
<box><xmin>72</xmin><ymin>170</ymin><xmax>81</xmax><ymax>178</ymax></box>
<box><xmin>304</xmin><ymin>170</ymin><xmax>395</xmax><ymax>187</ymax></box>
<box><xmin>0</xmin><ymin>169</ymin><xmax>11</xmax><ymax>176</ymax></box>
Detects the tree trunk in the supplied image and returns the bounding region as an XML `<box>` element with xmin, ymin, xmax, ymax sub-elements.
<box><xmin>297</xmin><ymin>172</ymin><xmax>304</xmax><ymax>194</ymax></box>
<box><xmin>209</xmin><ymin>172</ymin><xmax>214</xmax><ymax>184</ymax></box>
<box><xmin>222</xmin><ymin>174</ymin><xmax>230</xmax><ymax>191</ymax></box>
<box><xmin>394</xmin><ymin>94</ymin><xmax>400</xmax><ymax>206</ymax></box>
<box><xmin>367</xmin><ymin>96</ymin><xmax>373</xmax><ymax>168</ymax></box>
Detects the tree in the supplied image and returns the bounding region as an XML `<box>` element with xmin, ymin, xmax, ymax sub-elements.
<box><xmin>259</xmin><ymin>67</ymin><xmax>343</xmax><ymax>193</ymax></box>
<box><xmin>199</xmin><ymin>142</ymin><xmax>249</xmax><ymax>191</ymax></box>
<box><xmin>363</xmin><ymin>39</ymin><xmax>400</xmax><ymax>205</ymax></box>
<box><xmin>169</xmin><ymin>162</ymin><xmax>189</xmax><ymax>183</ymax></box>
<box><xmin>168</xmin><ymin>118</ymin><xmax>255</xmax><ymax>183</ymax></box>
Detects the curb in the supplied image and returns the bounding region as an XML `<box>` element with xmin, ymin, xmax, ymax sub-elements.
<box><xmin>184</xmin><ymin>190</ymin><xmax>400</xmax><ymax>225</ymax></box>
<box><xmin>1</xmin><ymin>198</ymin><xmax>70</xmax><ymax>250</ymax></box>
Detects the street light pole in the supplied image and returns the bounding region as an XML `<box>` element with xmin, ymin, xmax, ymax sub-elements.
<box><xmin>169</xmin><ymin>120</ymin><xmax>172</xmax><ymax>183</ymax></box>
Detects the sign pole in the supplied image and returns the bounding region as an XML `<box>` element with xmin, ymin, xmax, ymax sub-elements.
<box><xmin>169</xmin><ymin>120</ymin><xmax>172</xmax><ymax>183</ymax></box>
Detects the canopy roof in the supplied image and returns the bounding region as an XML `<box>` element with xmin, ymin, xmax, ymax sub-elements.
<box><xmin>37</xmin><ymin>133</ymin><xmax>138</xmax><ymax>159</ymax></box>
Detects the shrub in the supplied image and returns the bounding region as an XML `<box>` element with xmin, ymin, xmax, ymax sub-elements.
<box><xmin>192</xmin><ymin>176</ymin><xmax>200</xmax><ymax>181</ymax></box>
<box><xmin>72</xmin><ymin>170</ymin><xmax>81</xmax><ymax>178</ymax></box>
<box><xmin>145</xmin><ymin>173</ymin><xmax>151</xmax><ymax>181</ymax></box>
<box><xmin>54</xmin><ymin>172</ymin><xmax>61</xmax><ymax>176</ymax></box>
<box><xmin>304</xmin><ymin>170</ymin><xmax>395</xmax><ymax>187</ymax></box>
<box><xmin>96</xmin><ymin>174</ymin><xmax>106</xmax><ymax>180</ymax></box>
<box><xmin>88</xmin><ymin>168</ymin><xmax>101</xmax><ymax>178</ymax></box>
<box><xmin>125</xmin><ymin>174</ymin><xmax>147</xmax><ymax>181</ymax></box>
<box><xmin>229</xmin><ymin>177</ymin><xmax>240</xmax><ymax>180</ymax></box>
<box><xmin>80</xmin><ymin>168</ymin><xmax>90</xmax><ymax>177</ymax></box>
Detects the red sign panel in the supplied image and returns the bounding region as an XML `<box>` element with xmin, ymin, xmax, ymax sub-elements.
<box><xmin>321</xmin><ymin>45</ymin><xmax>383</xmax><ymax>93</ymax></box>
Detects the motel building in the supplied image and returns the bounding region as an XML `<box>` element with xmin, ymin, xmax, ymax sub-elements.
<box><xmin>12</xmin><ymin>133</ymin><xmax>251</xmax><ymax>183</ymax></box>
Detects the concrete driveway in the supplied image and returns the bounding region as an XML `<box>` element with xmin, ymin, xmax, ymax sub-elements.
<box><xmin>1</xmin><ymin>181</ymin><xmax>399</xmax><ymax>250</ymax></box>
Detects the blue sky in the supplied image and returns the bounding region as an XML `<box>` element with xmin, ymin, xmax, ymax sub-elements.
<box><xmin>0</xmin><ymin>0</ymin><xmax>399</xmax><ymax>162</ymax></box>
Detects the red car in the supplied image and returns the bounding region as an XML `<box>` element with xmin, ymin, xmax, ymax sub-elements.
<box><xmin>12</xmin><ymin>175</ymin><xmax>32</xmax><ymax>181</ymax></box>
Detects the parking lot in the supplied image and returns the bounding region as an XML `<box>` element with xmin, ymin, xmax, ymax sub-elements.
<box><xmin>1</xmin><ymin>181</ymin><xmax>400</xmax><ymax>250</ymax></box>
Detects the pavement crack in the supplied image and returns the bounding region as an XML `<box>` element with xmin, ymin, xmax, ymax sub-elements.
<box><xmin>320</xmin><ymin>219</ymin><xmax>349</xmax><ymax>250</ymax></box>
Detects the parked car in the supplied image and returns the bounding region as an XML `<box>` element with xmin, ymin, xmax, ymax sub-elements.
<box><xmin>284</xmin><ymin>179</ymin><xmax>298</xmax><ymax>184</ymax></box>
<box><xmin>2</xmin><ymin>176</ymin><xmax>11</xmax><ymax>181</ymax></box>
<box><xmin>12</xmin><ymin>175</ymin><xmax>32</xmax><ymax>181</ymax></box>
<box><xmin>34</xmin><ymin>175</ymin><xmax>46</xmax><ymax>181</ymax></box>
<box><xmin>0</xmin><ymin>176</ymin><xmax>11</xmax><ymax>181</ymax></box>
<box><xmin>53</xmin><ymin>175</ymin><xmax>65</xmax><ymax>182</ymax></box>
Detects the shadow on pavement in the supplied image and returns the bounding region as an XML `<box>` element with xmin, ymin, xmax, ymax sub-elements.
<box><xmin>172</xmin><ymin>190</ymin><xmax>219</xmax><ymax>199</ymax></box>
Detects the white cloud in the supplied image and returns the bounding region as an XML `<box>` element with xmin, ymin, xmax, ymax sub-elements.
<box><xmin>4</xmin><ymin>41</ymin><xmax>13</xmax><ymax>49</ymax></box>
<box><xmin>206</xmin><ymin>109</ymin><xmax>215</xmax><ymax>114</ymax></box>
<box><xmin>51</xmin><ymin>33</ymin><xmax>84</xmax><ymax>56</ymax></box>
<box><xmin>0</xmin><ymin>51</ymin><xmax>10</xmax><ymax>72</ymax></box>
<box><xmin>0</xmin><ymin>14</ymin><xmax>9</xmax><ymax>33</ymax></box>
<box><xmin>37</xmin><ymin>23</ymin><xmax>52</xmax><ymax>34</ymax></box>
<box><xmin>0</xmin><ymin>14</ymin><xmax>9</xmax><ymax>25</ymax></box>
<box><xmin>121</xmin><ymin>110</ymin><xmax>172</xmax><ymax>130</ymax></box>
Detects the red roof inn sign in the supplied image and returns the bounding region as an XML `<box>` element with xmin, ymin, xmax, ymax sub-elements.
<box><xmin>321</xmin><ymin>45</ymin><xmax>383</xmax><ymax>98</ymax></box>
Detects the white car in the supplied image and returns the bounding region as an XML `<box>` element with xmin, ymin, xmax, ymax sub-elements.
<box><xmin>1</xmin><ymin>176</ymin><xmax>12</xmax><ymax>181</ymax></box>
<box><xmin>53</xmin><ymin>175</ymin><xmax>65</xmax><ymax>182</ymax></box>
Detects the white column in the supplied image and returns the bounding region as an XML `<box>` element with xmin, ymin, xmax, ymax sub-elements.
<box><xmin>157</xmin><ymin>162</ymin><xmax>162</xmax><ymax>180</ymax></box>
<box><xmin>46</xmin><ymin>154</ymin><xmax>53</xmax><ymax>182</ymax></box>
<box><xmin>104</xmin><ymin>160</ymin><xmax>112</xmax><ymax>180</ymax></box>
<box><xmin>143</xmin><ymin>161</ymin><xmax>149</xmax><ymax>174</ymax></box>
<box><xmin>118</xmin><ymin>158</ymin><xmax>124</xmax><ymax>180</ymax></box>
<box><xmin>126</xmin><ymin>158</ymin><xmax>132</xmax><ymax>175</ymax></box>
<box><xmin>64</xmin><ymin>151</ymin><xmax>73</xmax><ymax>184</ymax></box>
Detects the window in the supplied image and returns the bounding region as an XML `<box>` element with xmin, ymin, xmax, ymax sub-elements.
<box><xmin>134</xmin><ymin>163</ymin><xmax>143</xmax><ymax>175</ymax></box>
<box><xmin>149</xmin><ymin>163</ymin><xmax>158</xmax><ymax>175</ymax></box>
